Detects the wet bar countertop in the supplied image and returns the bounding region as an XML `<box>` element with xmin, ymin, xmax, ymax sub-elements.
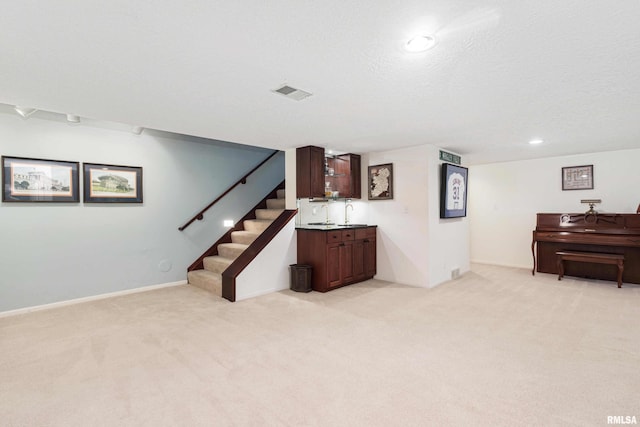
<box><xmin>295</xmin><ymin>223</ymin><xmax>375</xmax><ymax>230</ymax></box>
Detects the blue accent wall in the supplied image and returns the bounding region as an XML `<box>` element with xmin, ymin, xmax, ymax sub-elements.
<box><xmin>0</xmin><ymin>113</ymin><xmax>284</xmax><ymax>311</ymax></box>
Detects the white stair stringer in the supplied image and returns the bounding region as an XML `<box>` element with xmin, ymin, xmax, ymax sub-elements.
<box><xmin>188</xmin><ymin>189</ymin><xmax>285</xmax><ymax>297</ymax></box>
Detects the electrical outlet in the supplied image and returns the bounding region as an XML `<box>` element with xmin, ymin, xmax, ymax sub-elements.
<box><xmin>451</xmin><ymin>268</ymin><xmax>460</xmax><ymax>279</ymax></box>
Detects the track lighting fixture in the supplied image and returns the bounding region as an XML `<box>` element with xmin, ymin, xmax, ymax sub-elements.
<box><xmin>14</xmin><ymin>106</ymin><xmax>38</xmax><ymax>118</ymax></box>
<box><xmin>66</xmin><ymin>114</ymin><xmax>80</xmax><ymax>123</ymax></box>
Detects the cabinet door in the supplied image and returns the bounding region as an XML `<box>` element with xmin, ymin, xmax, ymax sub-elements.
<box><xmin>296</xmin><ymin>146</ymin><xmax>325</xmax><ymax>198</ymax></box>
<box><xmin>363</xmin><ymin>237</ymin><xmax>376</xmax><ymax>278</ymax></box>
<box><xmin>327</xmin><ymin>243</ymin><xmax>342</xmax><ymax>287</ymax></box>
<box><xmin>350</xmin><ymin>154</ymin><xmax>361</xmax><ymax>199</ymax></box>
<box><xmin>334</xmin><ymin>155</ymin><xmax>350</xmax><ymax>197</ymax></box>
<box><xmin>340</xmin><ymin>242</ymin><xmax>354</xmax><ymax>284</ymax></box>
<box><xmin>334</xmin><ymin>154</ymin><xmax>362</xmax><ymax>199</ymax></box>
<box><xmin>328</xmin><ymin>241</ymin><xmax>355</xmax><ymax>288</ymax></box>
<box><xmin>352</xmin><ymin>239</ymin><xmax>365</xmax><ymax>281</ymax></box>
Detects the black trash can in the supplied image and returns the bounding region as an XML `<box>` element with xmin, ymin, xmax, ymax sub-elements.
<box><xmin>290</xmin><ymin>264</ymin><xmax>313</xmax><ymax>292</ymax></box>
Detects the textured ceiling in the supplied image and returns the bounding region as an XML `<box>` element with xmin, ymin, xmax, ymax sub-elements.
<box><xmin>1</xmin><ymin>1</ymin><xmax>639</xmax><ymax>164</ymax></box>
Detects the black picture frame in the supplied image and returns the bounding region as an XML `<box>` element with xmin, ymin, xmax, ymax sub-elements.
<box><xmin>562</xmin><ymin>165</ymin><xmax>593</xmax><ymax>190</ymax></box>
<box><xmin>83</xmin><ymin>163</ymin><xmax>143</xmax><ymax>203</ymax></box>
<box><xmin>440</xmin><ymin>163</ymin><xmax>468</xmax><ymax>218</ymax></box>
<box><xmin>368</xmin><ymin>163</ymin><xmax>393</xmax><ymax>200</ymax></box>
<box><xmin>2</xmin><ymin>155</ymin><xmax>79</xmax><ymax>202</ymax></box>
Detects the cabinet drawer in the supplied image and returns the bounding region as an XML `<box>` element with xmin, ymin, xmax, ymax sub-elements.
<box><xmin>325</xmin><ymin>229</ymin><xmax>357</xmax><ymax>242</ymax></box>
<box><xmin>355</xmin><ymin>227</ymin><xmax>376</xmax><ymax>240</ymax></box>
<box><xmin>326</xmin><ymin>231</ymin><xmax>343</xmax><ymax>243</ymax></box>
<box><xmin>341</xmin><ymin>230</ymin><xmax>355</xmax><ymax>241</ymax></box>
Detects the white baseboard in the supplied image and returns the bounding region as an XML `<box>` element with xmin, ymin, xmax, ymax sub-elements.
<box><xmin>0</xmin><ymin>280</ymin><xmax>187</xmax><ymax>318</ymax></box>
<box><xmin>471</xmin><ymin>260</ymin><xmax>531</xmax><ymax>270</ymax></box>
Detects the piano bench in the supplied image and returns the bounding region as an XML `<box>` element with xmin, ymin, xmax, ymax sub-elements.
<box><xmin>556</xmin><ymin>251</ymin><xmax>625</xmax><ymax>288</ymax></box>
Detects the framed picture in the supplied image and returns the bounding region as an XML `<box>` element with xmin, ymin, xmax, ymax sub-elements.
<box><xmin>440</xmin><ymin>163</ymin><xmax>468</xmax><ymax>218</ymax></box>
<box><xmin>2</xmin><ymin>155</ymin><xmax>79</xmax><ymax>202</ymax></box>
<box><xmin>83</xmin><ymin>163</ymin><xmax>143</xmax><ymax>203</ymax></box>
<box><xmin>562</xmin><ymin>165</ymin><xmax>593</xmax><ymax>190</ymax></box>
<box><xmin>368</xmin><ymin>163</ymin><xmax>393</xmax><ymax>200</ymax></box>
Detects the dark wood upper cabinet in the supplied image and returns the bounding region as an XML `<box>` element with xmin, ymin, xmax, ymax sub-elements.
<box><xmin>296</xmin><ymin>145</ymin><xmax>325</xmax><ymax>198</ymax></box>
<box><xmin>335</xmin><ymin>153</ymin><xmax>361</xmax><ymax>199</ymax></box>
<box><xmin>296</xmin><ymin>146</ymin><xmax>361</xmax><ymax>199</ymax></box>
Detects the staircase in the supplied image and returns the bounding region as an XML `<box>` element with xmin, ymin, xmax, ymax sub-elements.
<box><xmin>187</xmin><ymin>188</ymin><xmax>286</xmax><ymax>296</ymax></box>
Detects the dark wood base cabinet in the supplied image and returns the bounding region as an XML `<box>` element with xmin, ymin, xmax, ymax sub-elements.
<box><xmin>297</xmin><ymin>226</ymin><xmax>376</xmax><ymax>292</ymax></box>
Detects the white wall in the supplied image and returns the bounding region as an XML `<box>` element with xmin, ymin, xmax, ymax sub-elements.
<box><xmin>294</xmin><ymin>144</ymin><xmax>470</xmax><ymax>288</ymax></box>
<box><xmin>235</xmin><ymin>218</ymin><xmax>297</xmax><ymax>301</ymax></box>
<box><xmin>284</xmin><ymin>148</ymin><xmax>298</xmax><ymax>210</ymax></box>
<box><xmin>469</xmin><ymin>148</ymin><xmax>640</xmax><ymax>269</ymax></box>
<box><xmin>0</xmin><ymin>112</ymin><xmax>284</xmax><ymax>311</ymax></box>
<box><xmin>425</xmin><ymin>145</ymin><xmax>471</xmax><ymax>286</ymax></box>
<box><xmin>367</xmin><ymin>144</ymin><xmax>470</xmax><ymax>288</ymax></box>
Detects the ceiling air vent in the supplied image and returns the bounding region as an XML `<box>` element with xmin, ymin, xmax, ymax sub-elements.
<box><xmin>272</xmin><ymin>84</ymin><xmax>313</xmax><ymax>101</ymax></box>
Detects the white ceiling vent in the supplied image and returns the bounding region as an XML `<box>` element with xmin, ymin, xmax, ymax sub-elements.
<box><xmin>272</xmin><ymin>84</ymin><xmax>313</xmax><ymax>101</ymax></box>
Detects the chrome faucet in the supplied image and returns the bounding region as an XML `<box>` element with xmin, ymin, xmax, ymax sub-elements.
<box><xmin>345</xmin><ymin>203</ymin><xmax>354</xmax><ymax>224</ymax></box>
<box><xmin>321</xmin><ymin>204</ymin><xmax>330</xmax><ymax>224</ymax></box>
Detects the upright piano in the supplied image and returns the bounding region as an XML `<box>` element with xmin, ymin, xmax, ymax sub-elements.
<box><xmin>532</xmin><ymin>213</ymin><xmax>640</xmax><ymax>284</ymax></box>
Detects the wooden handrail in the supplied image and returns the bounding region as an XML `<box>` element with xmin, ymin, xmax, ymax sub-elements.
<box><xmin>179</xmin><ymin>150</ymin><xmax>280</xmax><ymax>231</ymax></box>
<box><xmin>222</xmin><ymin>209</ymin><xmax>298</xmax><ymax>302</ymax></box>
<box><xmin>186</xmin><ymin>181</ymin><xmax>284</xmax><ymax>272</ymax></box>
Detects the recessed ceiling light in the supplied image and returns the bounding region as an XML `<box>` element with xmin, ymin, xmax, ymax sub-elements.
<box><xmin>404</xmin><ymin>35</ymin><xmax>438</xmax><ymax>53</ymax></box>
<box><xmin>529</xmin><ymin>139</ymin><xmax>544</xmax><ymax>145</ymax></box>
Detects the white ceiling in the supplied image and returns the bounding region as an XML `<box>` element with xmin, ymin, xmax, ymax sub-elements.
<box><xmin>2</xmin><ymin>1</ymin><xmax>640</xmax><ymax>164</ymax></box>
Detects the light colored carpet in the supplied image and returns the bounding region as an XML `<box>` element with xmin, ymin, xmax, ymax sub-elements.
<box><xmin>1</xmin><ymin>264</ymin><xmax>639</xmax><ymax>426</ymax></box>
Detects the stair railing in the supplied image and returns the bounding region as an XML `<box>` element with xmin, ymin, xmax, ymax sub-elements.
<box><xmin>178</xmin><ymin>150</ymin><xmax>280</xmax><ymax>231</ymax></box>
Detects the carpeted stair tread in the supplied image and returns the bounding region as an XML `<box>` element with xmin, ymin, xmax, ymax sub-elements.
<box><xmin>187</xmin><ymin>269</ymin><xmax>222</xmax><ymax>295</ymax></box>
<box><xmin>266</xmin><ymin>198</ymin><xmax>285</xmax><ymax>209</ymax></box>
<box><xmin>218</xmin><ymin>243</ymin><xmax>249</xmax><ymax>259</ymax></box>
<box><xmin>203</xmin><ymin>255</ymin><xmax>234</xmax><ymax>274</ymax></box>
<box><xmin>243</xmin><ymin>219</ymin><xmax>273</xmax><ymax>232</ymax></box>
<box><xmin>188</xmin><ymin>186</ymin><xmax>285</xmax><ymax>296</ymax></box>
<box><xmin>231</xmin><ymin>230</ymin><xmax>261</xmax><ymax>245</ymax></box>
<box><xmin>255</xmin><ymin>208</ymin><xmax>284</xmax><ymax>220</ymax></box>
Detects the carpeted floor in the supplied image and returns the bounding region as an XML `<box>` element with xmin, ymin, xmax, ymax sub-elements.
<box><xmin>1</xmin><ymin>264</ymin><xmax>639</xmax><ymax>426</ymax></box>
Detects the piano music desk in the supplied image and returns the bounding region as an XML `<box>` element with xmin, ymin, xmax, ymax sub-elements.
<box><xmin>556</xmin><ymin>250</ymin><xmax>624</xmax><ymax>288</ymax></box>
